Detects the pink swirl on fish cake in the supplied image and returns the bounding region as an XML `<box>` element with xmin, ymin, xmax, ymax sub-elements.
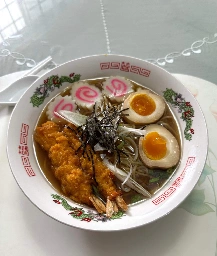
<box><xmin>71</xmin><ymin>82</ymin><xmax>102</xmax><ymax>109</ymax></box>
<box><xmin>75</xmin><ymin>86</ymin><xmax>99</xmax><ymax>103</ymax></box>
<box><xmin>102</xmin><ymin>76</ymin><xmax>133</xmax><ymax>102</ymax></box>
<box><xmin>46</xmin><ymin>95</ymin><xmax>76</xmax><ymax>121</ymax></box>
<box><xmin>106</xmin><ymin>78</ymin><xmax>128</xmax><ymax>97</ymax></box>
<box><xmin>53</xmin><ymin>99</ymin><xmax>74</xmax><ymax>118</ymax></box>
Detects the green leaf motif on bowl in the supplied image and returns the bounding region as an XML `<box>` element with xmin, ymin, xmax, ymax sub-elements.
<box><xmin>163</xmin><ymin>88</ymin><xmax>194</xmax><ymax>141</ymax></box>
<box><xmin>51</xmin><ymin>194</ymin><xmax>125</xmax><ymax>222</ymax></box>
<box><xmin>30</xmin><ymin>73</ymin><xmax>81</xmax><ymax>107</ymax></box>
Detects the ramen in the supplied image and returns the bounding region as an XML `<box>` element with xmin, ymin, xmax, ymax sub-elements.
<box><xmin>34</xmin><ymin>76</ymin><xmax>181</xmax><ymax>217</ymax></box>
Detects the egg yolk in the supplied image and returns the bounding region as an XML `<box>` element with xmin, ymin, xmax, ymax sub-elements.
<box><xmin>130</xmin><ymin>94</ymin><xmax>156</xmax><ymax>116</ymax></box>
<box><xmin>142</xmin><ymin>132</ymin><xmax>167</xmax><ymax>160</ymax></box>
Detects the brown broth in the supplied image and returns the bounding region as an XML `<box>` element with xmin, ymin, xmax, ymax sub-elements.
<box><xmin>34</xmin><ymin>77</ymin><xmax>181</xmax><ymax>205</ymax></box>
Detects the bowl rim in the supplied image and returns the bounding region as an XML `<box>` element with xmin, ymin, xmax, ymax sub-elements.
<box><xmin>7</xmin><ymin>54</ymin><xmax>208</xmax><ymax>231</ymax></box>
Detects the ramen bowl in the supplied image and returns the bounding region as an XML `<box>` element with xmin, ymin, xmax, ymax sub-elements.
<box><xmin>7</xmin><ymin>54</ymin><xmax>207</xmax><ymax>231</ymax></box>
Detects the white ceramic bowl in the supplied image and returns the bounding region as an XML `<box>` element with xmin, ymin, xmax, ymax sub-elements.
<box><xmin>7</xmin><ymin>55</ymin><xmax>207</xmax><ymax>231</ymax></box>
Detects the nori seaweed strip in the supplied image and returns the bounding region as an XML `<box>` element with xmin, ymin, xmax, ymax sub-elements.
<box><xmin>66</xmin><ymin>102</ymin><xmax>129</xmax><ymax>167</ymax></box>
<box><xmin>76</xmin><ymin>103</ymin><xmax>129</xmax><ymax>162</ymax></box>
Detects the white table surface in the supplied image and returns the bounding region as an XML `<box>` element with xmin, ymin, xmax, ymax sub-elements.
<box><xmin>1</xmin><ymin>1</ymin><xmax>217</xmax><ymax>255</ymax></box>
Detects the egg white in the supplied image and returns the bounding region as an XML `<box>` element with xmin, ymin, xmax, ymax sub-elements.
<box><xmin>122</xmin><ymin>90</ymin><xmax>166</xmax><ymax>124</ymax></box>
<box><xmin>139</xmin><ymin>124</ymin><xmax>180</xmax><ymax>169</ymax></box>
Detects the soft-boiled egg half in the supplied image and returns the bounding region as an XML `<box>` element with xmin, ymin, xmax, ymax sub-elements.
<box><xmin>139</xmin><ymin>124</ymin><xmax>180</xmax><ymax>169</ymax></box>
<box><xmin>122</xmin><ymin>90</ymin><xmax>166</xmax><ymax>124</ymax></box>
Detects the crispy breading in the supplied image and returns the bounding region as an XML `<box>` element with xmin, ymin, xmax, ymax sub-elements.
<box><xmin>35</xmin><ymin>121</ymin><xmax>93</xmax><ymax>206</ymax></box>
<box><xmin>34</xmin><ymin>121</ymin><xmax>62</xmax><ymax>151</ymax></box>
<box><xmin>34</xmin><ymin>121</ymin><xmax>128</xmax><ymax>214</ymax></box>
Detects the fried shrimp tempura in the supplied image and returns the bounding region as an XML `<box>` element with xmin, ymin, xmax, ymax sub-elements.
<box><xmin>35</xmin><ymin>121</ymin><xmax>93</xmax><ymax>206</ymax></box>
<box><xmin>64</xmin><ymin>124</ymin><xmax>128</xmax><ymax>215</ymax></box>
<box><xmin>34</xmin><ymin>121</ymin><xmax>128</xmax><ymax>217</ymax></box>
